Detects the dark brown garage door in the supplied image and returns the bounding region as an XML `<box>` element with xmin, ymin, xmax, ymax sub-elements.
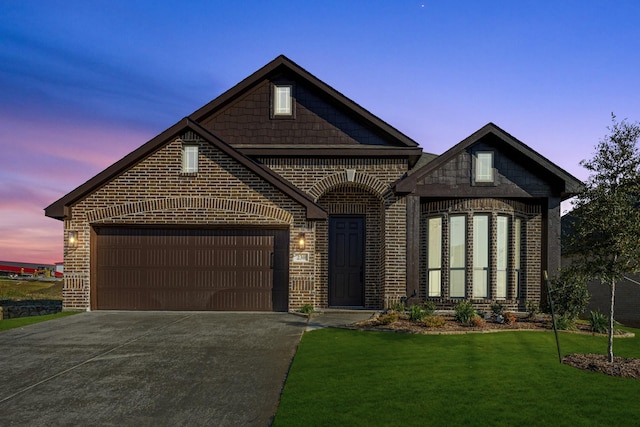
<box><xmin>93</xmin><ymin>228</ymin><xmax>288</xmax><ymax>311</ymax></box>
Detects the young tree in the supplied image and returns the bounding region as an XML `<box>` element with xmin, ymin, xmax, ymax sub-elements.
<box><xmin>565</xmin><ymin>115</ymin><xmax>640</xmax><ymax>362</ymax></box>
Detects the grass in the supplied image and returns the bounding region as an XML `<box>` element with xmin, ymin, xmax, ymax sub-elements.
<box><xmin>0</xmin><ymin>311</ymin><xmax>79</xmax><ymax>332</ymax></box>
<box><xmin>0</xmin><ymin>278</ymin><xmax>63</xmax><ymax>300</ymax></box>
<box><xmin>274</xmin><ymin>328</ymin><xmax>640</xmax><ymax>426</ymax></box>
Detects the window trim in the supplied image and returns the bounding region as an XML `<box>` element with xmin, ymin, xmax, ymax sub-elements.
<box><xmin>472</xmin><ymin>214</ymin><xmax>489</xmax><ymax>299</ymax></box>
<box><xmin>182</xmin><ymin>144</ymin><xmax>199</xmax><ymax>174</ymax></box>
<box><xmin>474</xmin><ymin>151</ymin><xmax>494</xmax><ymax>184</ymax></box>
<box><xmin>427</xmin><ymin>216</ymin><xmax>443</xmax><ymax>297</ymax></box>
<box><xmin>449</xmin><ymin>215</ymin><xmax>466</xmax><ymax>298</ymax></box>
<box><xmin>496</xmin><ymin>215</ymin><xmax>509</xmax><ymax>299</ymax></box>
<box><xmin>271</xmin><ymin>84</ymin><xmax>294</xmax><ymax>118</ymax></box>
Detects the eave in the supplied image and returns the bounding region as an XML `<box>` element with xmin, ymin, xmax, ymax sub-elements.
<box><xmin>45</xmin><ymin>118</ymin><xmax>327</xmax><ymax>221</ymax></box>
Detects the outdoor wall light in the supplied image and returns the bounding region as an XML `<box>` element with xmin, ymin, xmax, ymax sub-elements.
<box><xmin>68</xmin><ymin>231</ymin><xmax>78</xmax><ymax>249</ymax></box>
<box><xmin>296</xmin><ymin>232</ymin><xmax>306</xmax><ymax>250</ymax></box>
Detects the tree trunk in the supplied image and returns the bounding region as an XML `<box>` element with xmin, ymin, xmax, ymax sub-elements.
<box><xmin>608</xmin><ymin>278</ymin><xmax>616</xmax><ymax>363</ymax></box>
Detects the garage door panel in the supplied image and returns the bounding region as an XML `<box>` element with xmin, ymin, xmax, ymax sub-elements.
<box><xmin>94</xmin><ymin>228</ymin><xmax>285</xmax><ymax>311</ymax></box>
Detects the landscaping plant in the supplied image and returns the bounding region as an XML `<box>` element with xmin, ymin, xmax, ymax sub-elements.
<box><xmin>589</xmin><ymin>310</ymin><xmax>609</xmax><ymax>334</ymax></box>
<box><xmin>564</xmin><ymin>115</ymin><xmax>640</xmax><ymax>362</ymax></box>
<box><xmin>454</xmin><ymin>300</ymin><xmax>477</xmax><ymax>325</ymax></box>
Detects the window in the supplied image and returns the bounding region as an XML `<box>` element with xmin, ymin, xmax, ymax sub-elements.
<box><xmin>472</xmin><ymin>215</ymin><xmax>489</xmax><ymax>298</ymax></box>
<box><xmin>449</xmin><ymin>216</ymin><xmax>466</xmax><ymax>297</ymax></box>
<box><xmin>273</xmin><ymin>85</ymin><xmax>292</xmax><ymax>116</ymax></box>
<box><xmin>496</xmin><ymin>216</ymin><xmax>509</xmax><ymax>299</ymax></box>
<box><xmin>475</xmin><ymin>151</ymin><xmax>494</xmax><ymax>182</ymax></box>
<box><xmin>182</xmin><ymin>145</ymin><xmax>198</xmax><ymax>173</ymax></box>
<box><xmin>427</xmin><ymin>217</ymin><xmax>442</xmax><ymax>297</ymax></box>
<box><xmin>514</xmin><ymin>217</ymin><xmax>522</xmax><ymax>298</ymax></box>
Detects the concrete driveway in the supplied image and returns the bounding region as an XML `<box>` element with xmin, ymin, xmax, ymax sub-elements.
<box><xmin>0</xmin><ymin>312</ymin><xmax>308</xmax><ymax>426</ymax></box>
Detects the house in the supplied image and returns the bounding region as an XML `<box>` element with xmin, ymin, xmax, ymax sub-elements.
<box><xmin>45</xmin><ymin>55</ymin><xmax>582</xmax><ymax>312</ymax></box>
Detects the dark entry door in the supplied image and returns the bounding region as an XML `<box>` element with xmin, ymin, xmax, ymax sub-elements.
<box><xmin>329</xmin><ymin>216</ymin><xmax>365</xmax><ymax>306</ymax></box>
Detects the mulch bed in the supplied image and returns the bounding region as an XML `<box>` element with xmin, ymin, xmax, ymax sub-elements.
<box><xmin>350</xmin><ymin>313</ymin><xmax>639</xmax><ymax>379</ymax></box>
<box><xmin>562</xmin><ymin>354</ymin><xmax>640</xmax><ymax>379</ymax></box>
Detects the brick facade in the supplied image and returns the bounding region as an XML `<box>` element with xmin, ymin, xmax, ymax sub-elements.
<box><xmin>48</xmin><ymin>56</ymin><xmax>579</xmax><ymax>313</ymax></box>
<box><xmin>419</xmin><ymin>198</ymin><xmax>543</xmax><ymax>312</ymax></box>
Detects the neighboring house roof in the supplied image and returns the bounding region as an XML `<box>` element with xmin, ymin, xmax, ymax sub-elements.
<box><xmin>44</xmin><ymin>118</ymin><xmax>327</xmax><ymax>221</ymax></box>
<box><xmin>395</xmin><ymin>122</ymin><xmax>583</xmax><ymax>200</ymax></box>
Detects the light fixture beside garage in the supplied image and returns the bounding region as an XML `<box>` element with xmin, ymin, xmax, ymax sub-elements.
<box><xmin>68</xmin><ymin>231</ymin><xmax>78</xmax><ymax>249</ymax></box>
<box><xmin>296</xmin><ymin>232</ymin><xmax>306</xmax><ymax>250</ymax></box>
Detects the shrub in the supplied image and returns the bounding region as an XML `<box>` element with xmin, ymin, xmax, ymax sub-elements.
<box><xmin>490</xmin><ymin>302</ymin><xmax>504</xmax><ymax>317</ymax></box>
<box><xmin>300</xmin><ymin>304</ymin><xmax>314</xmax><ymax>314</ymax></box>
<box><xmin>378</xmin><ymin>311</ymin><xmax>399</xmax><ymax>325</ymax></box>
<box><xmin>421</xmin><ymin>301</ymin><xmax>436</xmax><ymax>316</ymax></box>
<box><xmin>390</xmin><ymin>301</ymin><xmax>405</xmax><ymax>313</ymax></box>
<box><xmin>470</xmin><ymin>316</ymin><xmax>486</xmax><ymax>327</ymax></box>
<box><xmin>408</xmin><ymin>304</ymin><xmax>427</xmax><ymax>322</ymax></box>
<box><xmin>422</xmin><ymin>315</ymin><xmax>446</xmax><ymax>328</ymax></box>
<box><xmin>555</xmin><ymin>315</ymin><xmax>576</xmax><ymax>330</ymax></box>
<box><xmin>526</xmin><ymin>300</ymin><xmax>539</xmax><ymax>319</ymax></box>
<box><xmin>503</xmin><ymin>311</ymin><xmax>517</xmax><ymax>325</ymax></box>
<box><xmin>550</xmin><ymin>269</ymin><xmax>589</xmax><ymax>321</ymax></box>
<box><xmin>454</xmin><ymin>301</ymin><xmax>477</xmax><ymax>325</ymax></box>
<box><xmin>589</xmin><ymin>310</ymin><xmax>608</xmax><ymax>334</ymax></box>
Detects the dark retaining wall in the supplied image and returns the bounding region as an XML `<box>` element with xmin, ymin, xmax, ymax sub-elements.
<box><xmin>0</xmin><ymin>300</ymin><xmax>63</xmax><ymax>320</ymax></box>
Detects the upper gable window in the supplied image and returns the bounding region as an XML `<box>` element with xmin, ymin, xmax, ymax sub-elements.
<box><xmin>182</xmin><ymin>145</ymin><xmax>198</xmax><ymax>173</ymax></box>
<box><xmin>475</xmin><ymin>151</ymin><xmax>494</xmax><ymax>183</ymax></box>
<box><xmin>272</xmin><ymin>84</ymin><xmax>293</xmax><ymax>117</ymax></box>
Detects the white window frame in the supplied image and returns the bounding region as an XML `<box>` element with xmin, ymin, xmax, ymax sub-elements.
<box><xmin>475</xmin><ymin>151</ymin><xmax>494</xmax><ymax>183</ymax></box>
<box><xmin>273</xmin><ymin>85</ymin><xmax>292</xmax><ymax>116</ymax></box>
<box><xmin>496</xmin><ymin>216</ymin><xmax>509</xmax><ymax>299</ymax></box>
<box><xmin>427</xmin><ymin>217</ymin><xmax>442</xmax><ymax>297</ymax></box>
<box><xmin>182</xmin><ymin>145</ymin><xmax>198</xmax><ymax>173</ymax></box>
<box><xmin>449</xmin><ymin>215</ymin><xmax>466</xmax><ymax>298</ymax></box>
<box><xmin>472</xmin><ymin>215</ymin><xmax>489</xmax><ymax>298</ymax></box>
<box><xmin>514</xmin><ymin>217</ymin><xmax>522</xmax><ymax>298</ymax></box>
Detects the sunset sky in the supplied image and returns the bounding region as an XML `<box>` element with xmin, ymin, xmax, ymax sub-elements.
<box><xmin>1</xmin><ymin>1</ymin><xmax>639</xmax><ymax>264</ymax></box>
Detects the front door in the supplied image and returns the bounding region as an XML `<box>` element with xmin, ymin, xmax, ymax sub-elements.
<box><xmin>329</xmin><ymin>216</ymin><xmax>365</xmax><ymax>306</ymax></box>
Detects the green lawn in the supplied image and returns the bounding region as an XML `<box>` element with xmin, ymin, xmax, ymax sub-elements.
<box><xmin>0</xmin><ymin>311</ymin><xmax>79</xmax><ymax>332</ymax></box>
<box><xmin>274</xmin><ymin>328</ymin><xmax>640</xmax><ymax>426</ymax></box>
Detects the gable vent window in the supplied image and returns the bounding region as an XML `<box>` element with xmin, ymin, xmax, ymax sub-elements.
<box><xmin>182</xmin><ymin>145</ymin><xmax>198</xmax><ymax>173</ymax></box>
<box><xmin>475</xmin><ymin>151</ymin><xmax>494</xmax><ymax>183</ymax></box>
<box><xmin>272</xmin><ymin>85</ymin><xmax>293</xmax><ymax>117</ymax></box>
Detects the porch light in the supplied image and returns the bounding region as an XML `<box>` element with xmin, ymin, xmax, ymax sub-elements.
<box><xmin>68</xmin><ymin>231</ymin><xmax>78</xmax><ymax>248</ymax></box>
<box><xmin>296</xmin><ymin>233</ymin><xmax>306</xmax><ymax>250</ymax></box>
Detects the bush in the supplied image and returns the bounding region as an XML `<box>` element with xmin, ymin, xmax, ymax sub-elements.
<box><xmin>470</xmin><ymin>316</ymin><xmax>485</xmax><ymax>327</ymax></box>
<box><xmin>390</xmin><ymin>301</ymin><xmax>405</xmax><ymax>312</ymax></box>
<box><xmin>422</xmin><ymin>315</ymin><xmax>446</xmax><ymax>328</ymax></box>
<box><xmin>526</xmin><ymin>300</ymin><xmax>539</xmax><ymax>319</ymax></box>
<box><xmin>589</xmin><ymin>310</ymin><xmax>608</xmax><ymax>334</ymax></box>
<box><xmin>300</xmin><ymin>304</ymin><xmax>314</xmax><ymax>314</ymax></box>
<box><xmin>408</xmin><ymin>304</ymin><xmax>427</xmax><ymax>322</ymax></box>
<box><xmin>550</xmin><ymin>269</ymin><xmax>589</xmax><ymax>321</ymax></box>
<box><xmin>490</xmin><ymin>302</ymin><xmax>504</xmax><ymax>317</ymax></box>
<box><xmin>454</xmin><ymin>300</ymin><xmax>477</xmax><ymax>325</ymax></box>
<box><xmin>555</xmin><ymin>315</ymin><xmax>576</xmax><ymax>330</ymax></box>
<box><xmin>503</xmin><ymin>312</ymin><xmax>517</xmax><ymax>325</ymax></box>
<box><xmin>378</xmin><ymin>311</ymin><xmax>399</xmax><ymax>325</ymax></box>
<box><xmin>421</xmin><ymin>301</ymin><xmax>436</xmax><ymax>316</ymax></box>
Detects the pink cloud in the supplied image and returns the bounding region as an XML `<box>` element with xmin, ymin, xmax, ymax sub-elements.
<box><xmin>0</xmin><ymin>113</ymin><xmax>155</xmax><ymax>263</ymax></box>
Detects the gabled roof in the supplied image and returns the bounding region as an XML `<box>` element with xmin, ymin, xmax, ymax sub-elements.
<box><xmin>44</xmin><ymin>118</ymin><xmax>327</xmax><ymax>221</ymax></box>
<box><xmin>189</xmin><ymin>54</ymin><xmax>420</xmax><ymax>149</ymax></box>
<box><xmin>395</xmin><ymin>122</ymin><xmax>583</xmax><ymax>199</ymax></box>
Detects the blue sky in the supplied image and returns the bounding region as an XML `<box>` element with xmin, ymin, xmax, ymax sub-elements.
<box><xmin>1</xmin><ymin>0</ymin><xmax>639</xmax><ymax>263</ymax></box>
